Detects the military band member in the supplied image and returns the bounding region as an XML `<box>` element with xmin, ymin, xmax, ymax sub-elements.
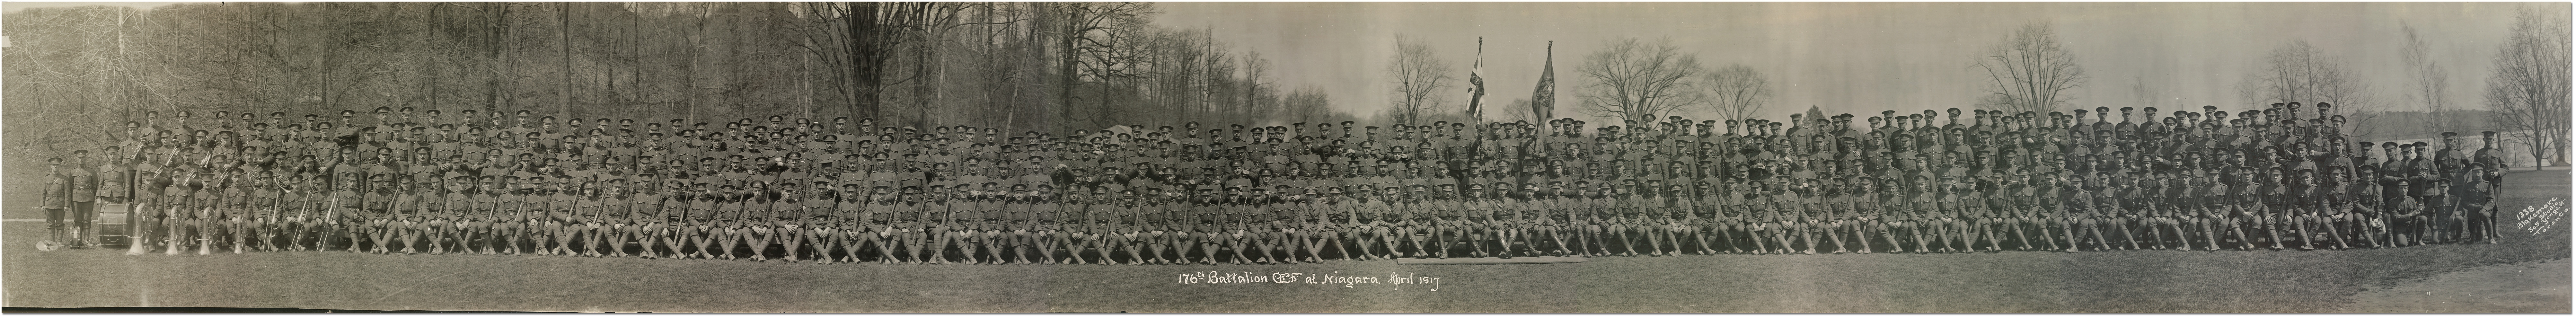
<box><xmin>67</xmin><ymin>151</ymin><xmax>101</xmax><ymax>248</ymax></box>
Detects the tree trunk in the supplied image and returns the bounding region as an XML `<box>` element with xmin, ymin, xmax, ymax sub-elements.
<box><xmin>848</xmin><ymin>2</ymin><xmax>884</xmax><ymax>122</ymax></box>
<box><xmin>429</xmin><ymin>4</ymin><xmax>439</xmax><ymax>113</ymax></box>
<box><xmin>915</xmin><ymin>25</ymin><xmax>934</xmax><ymax>125</ymax></box>
<box><xmin>559</xmin><ymin>3</ymin><xmax>574</xmax><ymax>119</ymax></box>
<box><xmin>492</xmin><ymin>3</ymin><xmax>510</xmax><ymax>113</ymax></box>
<box><xmin>1059</xmin><ymin>3</ymin><xmax>1081</xmax><ymax>133</ymax></box>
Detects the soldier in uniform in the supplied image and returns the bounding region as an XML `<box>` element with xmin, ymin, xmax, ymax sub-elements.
<box><xmin>1312</xmin><ymin>186</ymin><xmax>1354</xmax><ymax>261</ymax></box>
<box><xmin>478</xmin><ymin>176</ymin><xmax>512</xmax><ymax>255</ymax></box>
<box><xmin>1055</xmin><ymin>185</ymin><xmax>1093</xmax><ymax>265</ymax></box>
<box><xmin>919</xmin><ymin>183</ymin><xmax>954</xmax><ymax>264</ymax></box>
<box><xmin>38</xmin><ymin>158</ymin><xmax>72</xmax><ymax>250</ymax></box>
<box><xmin>819</xmin><ymin>183</ymin><xmax>864</xmax><ymax>264</ymax></box>
<box><xmin>741</xmin><ymin>181</ymin><xmax>778</xmax><ymax>262</ymax></box>
<box><xmin>323</xmin><ymin>170</ymin><xmax>364</xmax><ymax>254</ymax></box>
<box><xmin>2405</xmin><ymin>142</ymin><xmax>2448</xmax><ymax>243</ymax></box>
<box><xmin>769</xmin><ymin>180</ymin><xmax>811</xmax><ymax>262</ymax></box>
<box><xmin>66</xmin><ymin>150</ymin><xmax>101</xmax><ymax>248</ymax></box>
<box><xmin>2431</xmin><ymin>177</ymin><xmax>2467</xmax><ymax>245</ymax></box>
<box><xmin>128</xmin><ymin>169</ymin><xmax>172</xmax><ymax>255</ymax></box>
<box><xmin>2388</xmin><ymin>180</ymin><xmax>2426</xmax><ymax>246</ymax></box>
<box><xmin>391</xmin><ymin>176</ymin><xmax>431</xmax><ymax>254</ymax></box>
<box><xmin>1661</xmin><ymin>180</ymin><xmax>1707</xmax><ymax>255</ymax></box>
<box><xmin>2066</xmin><ymin>172</ymin><xmax>2110</xmax><ymax>251</ymax></box>
<box><xmin>248</xmin><ymin>170</ymin><xmax>282</xmax><ymax>252</ymax></box>
<box><xmin>798</xmin><ymin>180</ymin><xmax>840</xmax><ymax>262</ymax></box>
<box><xmin>2181</xmin><ymin>170</ymin><xmax>2226</xmax><ymax>251</ymax></box>
<box><xmin>704</xmin><ymin>183</ymin><xmax>742</xmax><ymax>260</ymax></box>
<box><xmin>497</xmin><ymin>176</ymin><xmax>534</xmax><ymax>255</ymax></box>
<box><xmin>1346</xmin><ymin>185</ymin><xmax>1393</xmax><ymax>260</ymax></box>
<box><xmin>678</xmin><ymin>182</ymin><xmax>716</xmax><ymax>259</ymax></box>
<box><xmin>2471</xmin><ymin>131</ymin><xmax>2507</xmax><ymax>243</ymax></box>
<box><xmin>543</xmin><ymin>176</ymin><xmax>581</xmax><ymax>256</ymax></box>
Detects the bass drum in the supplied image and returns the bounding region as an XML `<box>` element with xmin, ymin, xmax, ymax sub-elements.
<box><xmin>92</xmin><ymin>202</ymin><xmax>134</xmax><ymax>246</ymax></box>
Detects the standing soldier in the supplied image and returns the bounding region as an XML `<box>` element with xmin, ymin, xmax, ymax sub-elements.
<box><xmin>67</xmin><ymin>151</ymin><xmax>101</xmax><ymax>248</ymax></box>
<box><xmin>100</xmin><ymin>147</ymin><xmax>136</xmax><ymax>229</ymax></box>
<box><xmin>2432</xmin><ymin>178</ymin><xmax>2466</xmax><ymax>244</ymax></box>
<box><xmin>38</xmin><ymin>158</ymin><xmax>71</xmax><ymax>250</ymax></box>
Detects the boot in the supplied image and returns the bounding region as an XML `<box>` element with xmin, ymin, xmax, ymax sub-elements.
<box><xmin>68</xmin><ymin>227</ymin><xmax>89</xmax><ymax>248</ymax></box>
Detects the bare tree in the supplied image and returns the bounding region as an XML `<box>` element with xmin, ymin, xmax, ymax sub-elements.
<box><xmin>2486</xmin><ymin>5</ymin><xmax>2572</xmax><ymax>168</ymax></box>
<box><xmin>2401</xmin><ymin>22</ymin><xmax>2455</xmax><ymax>136</ymax></box>
<box><xmin>1575</xmin><ymin>37</ymin><xmax>1704</xmax><ymax>126</ymax></box>
<box><xmin>1493</xmin><ymin>98</ymin><xmax>1536</xmax><ymax>124</ymax></box>
<box><xmin>2241</xmin><ymin>40</ymin><xmax>2376</xmax><ymax>135</ymax></box>
<box><xmin>1972</xmin><ymin>22</ymin><xmax>2087</xmax><ymax>115</ymax></box>
<box><xmin>772</xmin><ymin>2</ymin><xmax>944</xmax><ymax>122</ymax></box>
<box><xmin>3</xmin><ymin>6</ymin><xmax>146</xmax><ymax>152</ymax></box>
<box><xmin>1385</xmin><ymin>33</ymin><xmax>1453</xmax><ymax>124</ymax></box>
<box><xmin>1281</xmin><ymin>85</ymin><xmax>1333</xmax><ymax>122</ymax></box>
<box><xmin>1702</xmin><ymin>63</ymin><xmax>1772</xmax><ymax>126</ymax></box>
<box><xmin>1231</xmin><ymin>50</ymin><xmax>1262</xmax><ymax>122</ymax></box>
<box><xmin>5</xmin><ymin>1</ymin><xmax>1355</xmax><ymax>142</ymax></box>
<box><xmin>1043</xmin><ymin>2</ymin><xmax>1157</xmax><ymax>129</ymax></box>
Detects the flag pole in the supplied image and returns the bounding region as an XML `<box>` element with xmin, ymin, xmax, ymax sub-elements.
<box><xmin>1470</xmin><ymin>38</ymin><xmax>1489</xmax><ymax>181</ymax></box>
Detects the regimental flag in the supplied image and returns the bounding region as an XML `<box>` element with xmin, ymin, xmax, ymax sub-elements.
<box><xmin>1530</xmin><ymin>41</ymin><xmax>1557</xmax><ymax>121</ymax></box>
<box><xmin>1465</xmin><ymin>38</ymin><xmax>1487</xmax><ymax>118</ymax></box>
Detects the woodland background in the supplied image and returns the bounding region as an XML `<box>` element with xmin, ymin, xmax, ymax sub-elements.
<box><xmin>5</xmin><ymin>2</ymin><xmax>1359</xmax><ymax>155</ymax></box>
<box><xmin>4</xmin><ymin>2</ymin><xmax>2564</xmax><ymax>167</ymax></box>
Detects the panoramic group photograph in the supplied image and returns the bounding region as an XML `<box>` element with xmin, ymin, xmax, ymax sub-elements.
<box><xmin>2</xmin><ymin>1</ymin><xmax>2569</xmax><ymax>313</ymax></box>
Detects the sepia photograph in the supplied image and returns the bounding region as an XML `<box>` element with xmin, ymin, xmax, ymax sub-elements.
<box><xmin>2</xmin><ymin>1</ymin><xmax>2568</xmax><ymax>313</ymax></box>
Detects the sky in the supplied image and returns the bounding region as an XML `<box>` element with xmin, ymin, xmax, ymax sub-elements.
<box><xmin>1154</xmin><ymin>2</ymin><xmax>2557</xmax><ymax>122</ymax></box>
